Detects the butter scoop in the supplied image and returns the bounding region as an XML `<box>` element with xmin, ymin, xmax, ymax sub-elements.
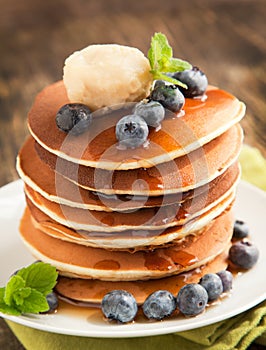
<box><xmin>63</xmin><ymin>44</ymin><xmax>152</xmax><ymax>111</ymax></box>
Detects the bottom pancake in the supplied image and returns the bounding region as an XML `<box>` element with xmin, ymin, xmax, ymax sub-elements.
<box><xmin>19</xmin><ymin>206</ymin><xmax>234</xmax><ymax>281</ymax></box>
<box><xmin>55</xmin><ymin>248</ymin><xmax>229</xmax><ymax>305</ymax></box>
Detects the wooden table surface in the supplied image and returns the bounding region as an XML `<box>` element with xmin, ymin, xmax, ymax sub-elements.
<box><xmin>0</xmin><ymin>0</ymin><xmax>265</xmax><ymax>348</ymax></box>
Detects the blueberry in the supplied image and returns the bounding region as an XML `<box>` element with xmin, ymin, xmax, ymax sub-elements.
<box><xmin>216</xmin><ymin>270</ymin><xmax>233</xmax><ymax>292</ymax></box>
<box><xmin>101</xmin><ymin>290</ymin><xmax>138</xmax><ymax>323</ymax></box>
<box><xmin>233</xmin><ymin>220</ymin><xmax>249</xmax><ymax>239</ymax></box>
<box><xmin>150</xmin><ymin>81</ymin><xmax>185</xmax><ymax>113</ymax></box>
<box><xmin>40</xmin><ymin>292</ymin><xmax>59</xmax><ymax>314</ymax></box>
<box><xmin>229</xmin><ymin>240</ymin><xmax>259</xmax><ymax>269</ymax></box>
<box><xmin>142</xmin><ymin>290</ymin><xmax>176</xmax><ymax>320</ymax></box>
<box><xmin>116</xmin><ymin>115</ymin><xmax>149</xmax><ymax>148</ymax></box>
<box><xmin>199</xmin><ymin>273</ymin><xmax>223</xmax><ymax>302</ymax></box>
<box><xmin>172</xmin><ymin>66</ymin><xmax>208</xmax><ymax>98</ymax></box>
<box><xmin>56</xmin><ymin>103</ymin><xmax>92</xmax><ymax>135</ymax></box>
<box><xmin>134</xmin><ymin>100</ymin><xmax>165</xmax><ymax>127</ymax></box>
<box><xmin>153</xmin><ymin>80</ymin><xmax>166</xmax><ymax>89</ymax></box>
<box><xmin>176</xmin><ymin>283</ymin><xmax>208</xmax><ymax>316</ymax></box>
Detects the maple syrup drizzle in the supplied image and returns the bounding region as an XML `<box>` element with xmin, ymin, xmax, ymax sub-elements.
<box><xmin>93</xmin><ymin>259</ymin><xmax>120</xmax><ymax>270</ymax></box>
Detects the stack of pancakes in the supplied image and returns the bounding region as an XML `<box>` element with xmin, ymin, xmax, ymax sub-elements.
<box><xmin>17</xmin><ymin>81</ymin><xmax>245</xmax><ymax>305</ymax></box>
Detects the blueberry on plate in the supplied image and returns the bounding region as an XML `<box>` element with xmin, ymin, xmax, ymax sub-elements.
<box><xmin>176</xmin><ymin>283</ymin><xmax>208</xmax><ymax>316</ymax></box>
<box><xmin>229</xmin><ymin>240</ymin><xmax>259</xmax><ymax>269</ymax></box>
<box><xmin>56</xmin><ymin>103</ymin><xmax>92</xmax><ymax>135</ymax></box>
<box><xmin>172</xmin><ymin>66</ymin><xmax>208</xmax><ymax>98</ymax></box>
<box><xmin>150</xmin><ymin>80</ymin><xmax>185</xmax><ymax>113</ymax></box>
<box><xmin>40</xmin><ymin>292</ymin><xmax>59</xmax><ymax>314</ymax></box>
<box><xmin>199</xmin><ymin>273</ymin><xmax>223</xmax><ymax>302</ymax></box>
<box><xmin>142</xmin><ymin>290</ymin><xmax>176</xmax><ymax>320</ymax></box>
<box><xmin>116</xmin><ymin>114</ymin><xmax>149</xmax><ymax>148</ymax></box>
<box><xmin>101</xmin><ymin>290</ymin><xmax>138</xmax><ymax>323</ymax></box>
<box><xmin>134</xmin><ymin>100</ymin><xmax>165</xmax><ymax>128</ymax></box>
<box><xmin>233</xmin><ymin>220</ymin><xmax>249</xmax><ymax>239</ymax></box>
<box><xmin>216</xmin><ymin>270</ymin><xmax>233</xmax><ymax>292</ymax></box>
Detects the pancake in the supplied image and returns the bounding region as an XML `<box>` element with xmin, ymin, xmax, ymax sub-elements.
<box><xmin>17</xmin><ymin>136</ymin><xmax>240</xmax><ymax>211</ymax></box>
<box><xmin>28</xmin><ymin>81</ymin><xmax>245</xmax><ymax>170</ymax></box>
<box><xmin>35</xmin><ymin>123</ymin><xmax>243</xmax><ymax>196</ymax></box>
<box><xmin>25</xmin><ymin>180</ymin><xmax>236</xmax><ymax>232</ymax></box>
<box><xmin>20</xmin><ymin>207</ymin><xmax>234</xmax><ymax>281</ymax></box>
<box><xmin>29</xmin><ymin>198</ymin><xmax>234</xmax><ymax>249</ymax></box>
<box><xmin>55</xmin><ymin>249</ymin><xmax>229</xmax><ymax>305</ymax></box>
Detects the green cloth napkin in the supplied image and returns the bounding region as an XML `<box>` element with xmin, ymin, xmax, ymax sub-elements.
<box><xmin>5</xmin><ymin>144</ymin><xmax>266</xmax><ymax>350</ymax></box>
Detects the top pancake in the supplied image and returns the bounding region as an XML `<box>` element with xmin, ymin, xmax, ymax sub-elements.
<box><xmin>28</xmin><ymin>81</ymin><xmax>245</xmax><ymax>170</ymax></box>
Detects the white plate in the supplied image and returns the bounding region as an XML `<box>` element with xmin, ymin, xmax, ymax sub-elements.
<box><xmin>0</xmin><ymin>180</ymin><xmax>266</xmax><ymax>338</ymax></box>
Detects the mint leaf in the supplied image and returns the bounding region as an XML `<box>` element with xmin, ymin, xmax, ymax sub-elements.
<box><xmin>165</xmin><ymin>57</ymin><xmax>192</xmax><ymax>73</ymax></box>
<box><xmin>17</xmin><ymin>262</ymin><xmax>57</xmax><ymax>295</ymax></box>
<box><xmin>18</xmin><ymin>289</ymin><xmax>49</xmax><ymax>314</ymax></box>
<box><xmin>0</xmin><ymin>288</ymin><xmax>5</xmax><ymax>299</ymax></box>
<box><xmin>152</xmin><ymin>71</ymin><xmax>188</xmax><ymax>89</ymax></box>
<box><xmin>0</xmin><ymin>262</ymin><xmax>58</xmax><ymax>316</ymax></box>
<box><xmin>13</xmin><ymin>287</ymin><xmax>31</xmax><ymax>306</ymax></box>
<box><xmin>148</xmin><ymin>32</ymin><xmax>192</xmax><ymax>87</ymax></box>
<box><xmin>4</xmin><ymin>275</ymin><xmax>25</xmax><ymax>306</ymax></box>
<box><xmin>0</xmin><ymin>287</ymin><xmax>20</xmax><ymax>315</ymax></box>
<box><xmin>148</xmin><ymin>32</ymin><xmax>172</xmax><ymax>72</ymax></box>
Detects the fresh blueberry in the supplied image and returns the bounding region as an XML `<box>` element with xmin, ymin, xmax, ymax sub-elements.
<box><xmin>150</xmin><ymin>80</ymin><xmax>185</xmax><ymax>113</ymax></box>
<box><xmin>153</xmin><ymin>80</ymin><xmax>166</xmax><ymax>89</ymax></box>
<box><xmin>56</xmin><ymin>103</ymin><xmax>92</xmax><ymax>135</ymax></box>
<box><xmin>172</xmin><ymin>66</ymin><xmax>208</xmax><ymax>98</ymax></box>
<box><xmin>176</xmin><ymin>283</ymin><xmax>208</xmax><ymax>316</ymax></box>
<box><xmin>233</xmin><ymin>220</ymin><xmax>249</xmax><ymax>239</ymax></box>
<box><xmin>199</xmin><ymin>273</ymin><xmax>223</xmax><ymax>302</ymax></box>
<box><xmin>116</xmin><ymin>115</ymin><xmax>149</xmax><ymax>148</ymax></box>
<box><xmin>40</xmin><ymin>292</ymin><xmax>59</xmax><ymax>314</ymax></box>
<box><xmin>216</xmin><ymin>270</ymin><xmax>233</xmax><ymax>292</ymax></box>
<box><xmin>134</xmin><ymin>100</ymin><xmax>165</xmax><ymax>128</ymax></box>
<box><xmin>101</xmin><ymin>290</ymin><xmax>138</xmax><ymax>323</ymax></box>
<box><xmin>142</xmin><ymin>290</ymin><xmax>176</xmax><ymax>320</ymax></box>
<box><xmin>229</xmin><ymin>240</ymin><xmax>259</xmax><ymax>269</ymax></box>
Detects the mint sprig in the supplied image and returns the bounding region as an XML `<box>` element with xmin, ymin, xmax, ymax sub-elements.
<box><xmin>0</xmin><ymin>262</ymin><xmax>58</xmax><ymax>315</ymax></box>
<box><xmin>148</xmin><ymin>32</ymin><xmax>192</xmax><ymax>87</ymax></box>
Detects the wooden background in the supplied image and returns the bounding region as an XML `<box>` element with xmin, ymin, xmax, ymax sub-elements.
<box><xmin>0</xmin><ymin>0</ymin><xmax>265</xmax><ymax>348</ymax></box>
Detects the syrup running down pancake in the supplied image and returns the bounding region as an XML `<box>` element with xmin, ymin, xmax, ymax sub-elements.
<box><xmin>55</xmin><ymin>248</ymin><xmax>230</xmax><ymax>305</ymax></box>
<box><xmin>27</xmin><ymin>187</ymin><xmax>236</xmax><ymax>249</ymax></box>
<box><xmin>20</xmin><ymin>207</ymin><xmax>234</xmax><ymax>281</ymax></box>
<box><xmin>25</xmin><ymin>184</ymin><xmax>236</xmax><ymax>233</ymax></box>
<box><xmin>17</xmin><ymin>136</ymin><xmax>240</xmax><ymax>211</ymax></box>
<box><xmin>34</xmin><ymin>123</ymin><xmax>243</xmax><ymax>195</ymax></box>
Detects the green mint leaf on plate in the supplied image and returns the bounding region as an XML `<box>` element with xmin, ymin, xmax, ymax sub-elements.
<box><xmin>17</xmin><ymin>262</ymin><xmax>58</xmax><ymax>295</ymax></box>
<box><xmin>4</xmin><ymin>275</ymin><xmax>25</xmax><ymax>306</ymax></box>
<box><xmin>13</xmin><ymin>287</ymin><xmax>32</xmax><ymax>306</ymax></box>
<box><xmin>18</xmin><ymin>289</ymin><xmax>49</xmax><ymax>314</ymax></box>
<box><xmin>0</xmin><ymin>262</ymin><xmax>58</xmax><ymax>315</ymax></box>
<box><xmin>0</xmin><ymin>288</ymin><xmax>21</xmax><ymax>315</ymax></box>
<box><xmin>148</xmin><ymin>32</ymin><xmax>192</xmax><ymax>87</ymax></box>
